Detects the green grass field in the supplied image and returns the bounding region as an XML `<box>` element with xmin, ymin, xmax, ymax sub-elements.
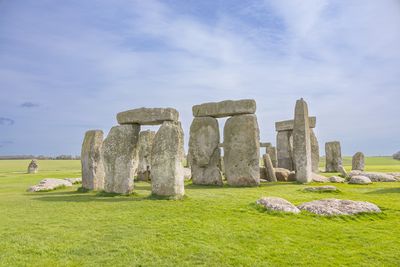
<box><xmin>0</xmin><ymin>158</ymin><xmax>399</xmax><ymax>266</ymax></box>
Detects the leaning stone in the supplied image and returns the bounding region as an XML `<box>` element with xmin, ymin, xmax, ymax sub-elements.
<box><xmin>137</xmin><ymin>130</ymin><xmax>156</xmax><ymax>181</ymax></box>
<box><xmin>352</xmin><ymin>152</ymin><xmax>365</xmax><ymax>171</ymax></box>
<box><xmin>310</xmin><ymin>129</ymin><xmax>320</xmax><ymax>173</ymax></box>
<box><xmin>325</xmin><ymin>141</ymin><xmax>342</xmax><ymax>172</ymax></box>
<box><xmin>103</xmin><ymin>125</ymin><xmax>140</xmax><ymax>194</ymax></box>
<box><xmin>151</xmin><ymin>121</ymin><xmax>185</xmax><ymax>197</ymax></box>
<box><xmin>387</xmin><ymin>173</ymin><xmax>400</xmax><ymax>181</ymax></box>
<box><xmin>275</xmin><ymin>168</ymin><xmax>291</xmax><ymax>182</ymax></box>
<box><xmin>312</xmin><ymin>173</ymin><xmax>329</xmax><ymax>183</ymax></box>
<box><xmin>266</xmin><ymin>146</ymin><xmax>278</xmax><ymax>168</ymax></box>
<box><xmin>292</xmin><ymin>98</ymin><xmax>313</xmax><ymax>183</ymax></box>
<box><xmin>349</xmin><ymin>175</ymin><xmax>372</xmax><ymax>185</ymax></box>
<box><xmin>303</xmin><ymin>185</ymin><xmax>338</xmax><ymax>192</ymax></box>
<box><xmin>81</xmin><ymin>130</ymin><xmax>105</xmax><ymax>190</ymax></box>
<box><xmin>192</xmin><ymin>99</ymin><xmax>256</xmax><ymax>118</ymax></box>
<box><xmin>256</xmin><ymin>197</ymin><xmax>300</xmax><ymax>213</ymax></box>
<box><xmin>224</xmin><ymin>114</ymin><xmax>260</xmax><ymax>186</ymax></box>
<box><xmin>275</xmin><ymin>117</ymin><xmax>316</xmax><ymax>132</ymax></box>
<box><xmin>117</xmin><ymin>107</ymin><xmax>179</xmax><ymax>125</ymax></box>
<box><xmin>27</xmin><ymin>159</ymin><xmax>39</xmax><ymax>174</ymax></box>
<box><xmin>329</xmin><ymin>176</ymin><xmax>345</xmax><ymax>183</ymax></box>
<box><xmin>263</xmin><ymin>154</ymin><xmax>277</xmax><ymax>182</ymax></box>
<box><xmin>338</xmin><ymin>165</ymin><xmax>348</xmax><ymax>178</ymax></box>
<box><xmin>298</xmin><ymin>199</ymin><xmax>380</xmax><ymax>216</ymax></box>
<box><xmin>27</xmin><ymin>178</ymin><xmax>73</xmax><ymax>192</ymax></box>
<box><xmin>188</xmin><ymin>117</ymin><xmax>222</xmax><ymax>186</ymax></box>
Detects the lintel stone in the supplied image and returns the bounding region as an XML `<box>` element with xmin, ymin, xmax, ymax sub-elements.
<box><xmin>117</xmin><ymin>107</ymin><xmax>179</xmax><ymax>125</ymax></box>
<box><xmin>275</xmin><ymin>116</ymin><xmax>316</xmax><ymax>132</ymax></box>
<box><xmin>192</xmin><ymin>99</ymin><xmax>256</xmax><ymax>118</ymax></box>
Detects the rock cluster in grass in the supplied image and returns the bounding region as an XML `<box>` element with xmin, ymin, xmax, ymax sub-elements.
<box><xmin>297</xmin><ymin>199</ymin><xmax>381</xmax><ymax>216</ymax></box>
<box><xmin>348</xmin><ymin>175</ymin><xmax>372</xmax><ymax>185</ymax></box>
<box><xmin>28</xmin><ymin>178</ymin><xmax>81</xmax><ymax>192</ymax></box>
<box><xmin>256</xmin><ymin>197</ymin><xmax>300</xmax><ymax>214</ymax></box>
<box><xmin>349</xmin><ymin>170</ymin><xmax>397</xmax><ymax>182</ymax></box>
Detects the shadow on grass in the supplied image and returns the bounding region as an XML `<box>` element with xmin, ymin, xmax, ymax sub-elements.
<box><xmin>365</xmin><ymin>187</ymin><xmax>400</xmax><ymax>194</ymax></box>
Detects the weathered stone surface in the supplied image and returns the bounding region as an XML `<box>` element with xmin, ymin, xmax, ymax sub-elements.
<box><xmin>256</xmin><ymin>197</ymin><xmax>300</xmax><ymax>213</ymax></box>
<box><xmin>188</xmin><ymin>117</ymin><xmax>222</xmax><ymax>185</ymax></box>
<box><xmin>224</xmin><ymin>114</ymin><xmax>260</xmax><ymax>186</ymax></box>
<box><xmin>27</xmin><ymin>159</ymin><xmax>39</xmax><ymax>174</ymax></box>
<box><xmin>329</xmin><ymin>176</ymin><xmax>345</xmax><ymax>183</ymax></box>
<box><xmin>298</xmin><ymin>199</ymin><xmax>380</xmax><ymax>215</ymax></box>
<box><xmin>393</xmin><ymin>151</ymin><xmax>400</xmax><ymax>160</ymax></box>
<box><xmin>293</xmin><ymin>99</ymin><xmax>312</xmax><ymax>183</ymax></box>
<box><xmin>103</xmin><ymin>125</ymin><xmax>140</xmax><ymax>194</ymax></box>
<box><xmin>151</xmin><ymin>121</ymin><xmax>185</xmax><ymax>197</ymax></box>
<box><xmin>64</xmin><ymin>177</ymin><xmax>82</xmax><ymax>184</ymax></box>
<box><xmin>303</xmin><ymin>185</ymin><xmax>338</xmax><ymax>192</ymax></box>
<box><xmin>325</xmin><ymin>141</ymin><xmax>342</xmax><ymax>172</ymax></box>
<box><xmin>349</xmin><ymin>175</ymin><xmax>372</xmax><ymax>184</ymax></box>
<box><xmin>348</xmin><ymin>170</ymin><xmax>363</xmax><ymax>177</ymax></box>
<box><xmin>338</xmin><ymin>165</ymin><xmax>348</xmax><ymax>178</ymax></box>
<box><xmin>387</xmin><ymin>173</ymin><xmax>400</xmax><ymax>181</ymax></box>
<box><xmin>137</xmin><ymin>130</ymin><xmax>156</xmax><ymax>181</ymax></box>
<box><xmin>288</xmin><ymin>171</ymin><xmax>297</xmax><ymax>182</ymax></box>
<box><xmin>360</xmin><ymin>172</ymin><xmax>396</xmax><ymax>182</ymax></box>
<box><xmin>183</xmin><ymin>168</ymin><xmax>192</xmax><ymax>180</ymax></box>
<box><xmin>260</xmin><ymin>167</ymin><xmax>267</xmax><ymax>180</ymax></box>
<box><xmin>276</xmin><ymin>131</ymin><xmax>293</xmax><ymax>171</ymax></box>
<box><xmin>192</xmin><ymin>99</ymin><xmax>256</xmax><ymax>118</ymax></box>
<box><xmin>275</xmin><ymin>117</ymin><xmax>316</xmax><ymax>132</ymax></box>
<box><xmin>275</xmin><ymin>168</ymin><xmax>291</xmax><ymax>182</ymax></box>
<box><xmin>266</xmin><ymin>146</ymin><xmax>278</xmax><ymax>168</ymax></box>
<box><xmin>117</xmin><ymin>108</ymin><xmax>179</xmax><ymax>125</ymax></box>
<box><xmin>263</xmin><ymin>154</ymin><xmax>277</xmax><ymax>182</ymax></box>
<box><xmin>81</xmin><ymin>130</ymin><xmax>105</xmax><ymax>190</ymax></box>
<box><xmin>310</xmin><ymin>129</ymin><xmax>319</xmax><ymax>173</ymax></box>
<box><xmin>352</xmin><ymin>152</ymin><xmax>365</xmax><ymax>171</ymax></box>
<box><xmin>312</xmin><ymin>173</ymin><xmax>329</xmax><ymax>183</ymax></box>
<box><xmin>27</xmin><ymin>178</ymin><xmax>73</xmax><ymax>192</ymax></box>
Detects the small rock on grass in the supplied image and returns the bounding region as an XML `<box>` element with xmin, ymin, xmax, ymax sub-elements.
<box><xmin>256</xmin><ymin>197</ymin><xmax>300</xmax><ymax>213</ymax></box>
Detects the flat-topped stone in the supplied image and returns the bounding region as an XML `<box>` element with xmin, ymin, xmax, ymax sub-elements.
<box><xmin>117</xmin><ymin>107</ymin><xmax>179</xmax><ymax>125</ymax></box>
<box><xmin>192</xmin><ymin>99</ymin><xmax>256</xmax><ymax>118</ymax></box>
<box><xmin>260</xmin><ymin>142</ymin><xmax>272</xmax><ymax>148</ymax></box>
<box><xmin>275</xmin><ymin>116</ymin><xmax>316</xmax><ymax>132</ymax></box>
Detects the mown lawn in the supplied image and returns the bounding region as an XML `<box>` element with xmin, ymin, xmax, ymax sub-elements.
<box><xmin>0</xmin><ymin>158</ymin><xmax>399</xmax><ymax>266</ymax></box>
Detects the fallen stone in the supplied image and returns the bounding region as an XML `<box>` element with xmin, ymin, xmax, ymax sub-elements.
<box><xmin>117</xmin><ymin>108</ymin><xmax>179</xmax><ymax>125</ymax></box>
<box><xmin>348</xmin><ymin>170</ymin><xmax>363</xmax><ymax>177</ymax></box>
<box><xmin>349</xmin><ymin>175</ymin><xmax>372</xmax><ymax>185</ymax></box>
<box><xmin>325</xmin><ymin>141</ymin><xmax>342</xmax><ymax>172</ymax></box>
<box><xmin>303</xmin><ymin>185</ymin><xmax>338</xmax><ymax>192</ymax></box>
<box><xmin>192</xmin><ymin>99</ymin><xmax>256</xmax><ymax>118</ymax></box>
<box><xmin>312</xmin><ymin>173</ymin><xmax>329</xmax><ymax>183</ymax></box>
<box><xmin>298</xmin><ymin>199</ymin><xmax>381</xmax><ymax>216</ymax></box>
<box><xmin>256</xmin><ymin>197</ymin><xmax>300</xmax><ymax>213</ymax></box>
<box><xmin>27</xmin><ymin>178</ymin><xmax>73</xmax><ymax>192</ymax></box>
<box><xmin>338</xmin><ymin>165</ymin><xmax>348</xmax><ymax>178</ymax></box>
<box><xmin>274</xmin><ymin>168</ymin><xmax>291</xmax><ymax>182</ymax></box>
<box><xmin>81</xmin><ymin>130</ymin><xmax>105</xmax><ymax>190</ymax></box>
<box><xmin>275</xmin><ymin>117</ymin><xmax>316</xmax><ymax>131</ymax></box>
<box><xmin>360</xmin><ymin>172</ymin><xmax>396</xmax><ymax>182</ymax></box>
<box><xmin>27</xmin><ymin>159</ymin><xmax>38</xmax><ymax>174</ymax></box>
<box><xmin>64</xmin><ymin>178</ymin><xmax>82</xmax><ymax>184</ymax></box>
<box><xmin>352</xmin><ymin>152</ymin><xmax>365</xmax><ymax>171</ymax></box>
<box><xmin>329</xmin><ymin>176</ymin><xmax>345</xmax><ymax>183</ymax></box>
<box><xmin>263</xmin><ymin>154</ymin><xmax>277</xmax><ymax>182</ymax></box>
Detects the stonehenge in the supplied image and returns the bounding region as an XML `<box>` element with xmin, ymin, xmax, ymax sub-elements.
<box><xmin>325</xmin><ymin>141</ymin><xmax>342</xmax><ymax>172</ymax></box>
<box><xmin>81</xmin><ymin>130</ymin><xmax>105</xmax><ymax>190</ymax></box>
<box><xmin>137</xmin><ymin>130</ymin><xmax>156</xmax><ymax>181</ymax></box>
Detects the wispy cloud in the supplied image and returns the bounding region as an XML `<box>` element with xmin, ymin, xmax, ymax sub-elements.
<box><xmin>0</xmin><ymin>117</ymin><xmax>15</xmax><ymax>126</ymax></box>
<box><xmin>20</xmin><ymin>102</ymin><xmax>40</xmax><ymax>108</ymax></box>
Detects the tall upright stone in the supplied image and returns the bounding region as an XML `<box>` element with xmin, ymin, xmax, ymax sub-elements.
<box><xmin>266</xmin><ymin>146</ymin><xmax>278</xmax><ymax>168</ymax></box>
<box><xmin>224</xmin><ymin>114</ymin><xmax>260</xmax><ymax>186</ymax></box>
<box><xmin>102</xmin><ymin>125</ymin><xmax>140</xmax><ymax>194</ymax></box>
<box><xmin>188</xmin><ymin>117</ymin><xmax>222</xmax><ymax>186</ymax></box>
<box><xmin>310</xmin><ymin>129</ymin><xmax>320</xmax><ymax>173</ymax></box>
<box><xmin>325</xmin><ymin>141</ymin><xmax>342</xmax><ymax>172</ymax></box>
<box><xmin>81</xmin><ymin>130</ymin><xmax>105</xmax><ymax>190</ymax></box>
<box><xmin>292</xmin><ymin>98</ymin><xmax>312</xmax><ymax>183</ymax></box>
<box><xmin>137</xmin><ymin>130</ymin><xmax>156</xmax><ymax>181</ymax></box>
<box><xmin>151</xmin><ymin>121</ymin><xmax>185</xmax><ymax>197</ymax></box>
<box><xmin>276</xmin><ymin>131</ymin><xmax>294</xmax><ymax>171</ymax></box>
<box><xmin>352</xmin><ymin>152</ymin><xmax>365</xmax><ymax>171</ymax></box>
<box><xmin>263</xmin><ymin>154</ymin><xmax>277</xmax><ymax>182</ymax></box>
<box><xmin>27</xmin><ymin>159</ymin><xmax>39</xmax><ymax>174</ymax></box>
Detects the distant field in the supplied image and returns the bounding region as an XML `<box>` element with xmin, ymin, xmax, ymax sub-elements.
<box><xmin>0</xmin><ymin>159</ymin><xmax>399</xmax><ymax>266</ymax></box>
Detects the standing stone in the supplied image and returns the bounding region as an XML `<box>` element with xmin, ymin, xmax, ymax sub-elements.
<box><xmin>137</xmin><ymin>130</ymin><xmax>156</xmax><ymax>181</ymax></box>
<box><xmin>352</xmin><ymin>152</ymin><xmax>365</xmax><ymax>171</ymax></box>
<box><xmin>102</xmin><ymin>125</ymin><xmax>140</xmax><ymax>194</ymax></box>
<box><xmin>151</xmin><ymin>121</ymin><xmax>185</xmax><ymax>197</ymax></box>
<box><xmin>266</xmin><ymin>146</ymin><xmax>278</xmax><ymax>168</ymax></box>
<box><xmin>276</xmin><ymin>131</ymin><xmax>294</xmax><ymax>171</ymax></box>
<box><xmin>188</xmin><ymin>117</ymin><xmax>222</xmax><ymax>186</ymax></box>
<box><xmin>325</xmin><ymin>141</ymin><xmax>342</xmax><ymax>172</ymax></box>
<box><xmin>81</xmin><ymin>130</ymin><xmax>105</xmax><ymax>190</ymax></box>
<box><xmin>224</xmin><ymin>114</ymin><xmax>260</xmax><ymax>186</ymax></box>
<box><xmin>263</xmin><ymin>154</ymin><xmax>277</xmax><ymax>182</ymax></box>
<box><xmin>292</xmin><ymin>98</ymin><xmax>312</xmax><ymax>183</ymax></box>
<box><xmin>27</xmin><ymin>159</ymin><xmax>39</xmax><ymax>174</ymax></box>
<box><xmin>310</xmin><ymin>129</ymin><xmax>320</xmax><ymax>173</ymax></box>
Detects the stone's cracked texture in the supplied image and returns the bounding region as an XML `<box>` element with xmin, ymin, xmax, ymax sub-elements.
<box><xmin>192</xmin><ymin>99</ymin><xmax>256</xmax><ymax>118</ymax></box>
<box><xmin>188</xmin><ymin>117</ymin><xmax>222</xmax><ymax>186</ymax></box>
<box><xmin>151</xmin><ymin>121</ymin><xmax>185</xmax><ymax>197</ymax></box>
<box><xmin>224</xmin><ymin>114</ymin><xmax>260</xmax><ymax>186</ymax></box>
<box><xmin>256</xmin><ymin>197</ymin><xmax>300</xmax><ymax>213</ymax></box>
<box><xmin>81</xmin><ymin>130</ymin><xmax>105</xmax><ymax>190</ymax></box>
<box><xmin>293</xmin><ymin>99</ymin><xmax>312</xmax><ymax>183</ymax></box>
<box><xmin>266</xmin><ymin>146</ymin><xmax>278</xmax><ymax>168</ymax></box>
<box><xmin>137</xmin><ymin>130</ymin><xmax>156</xmax><ymax>181</ymax></box>
<box><xmin>117</xmin><ymin>107</ymin><xmax>179</xmax><ymax>125</ymax></box>
<box><xmin>352</xmin><ymin>152</ymin><xmax>365</xmax><ymax>171</ymax></box>
<box><xmin>103</xmin><ymin>124</ymin><xmax>140</xmax><ymax>194</ymax></box>
<box><xmin>298</xmin><ymin>199</ymin><xmax>381</xmax><ymax>216</ymax></box>
<box><xmin>275</xmin><ymin>117</ymin><xmax>316</xmax><ymax>132</ymax></box>
<box><xmin>325</xmin><ymin>141</ymin><xmax>342</xmax><ymax>172</ymax></box>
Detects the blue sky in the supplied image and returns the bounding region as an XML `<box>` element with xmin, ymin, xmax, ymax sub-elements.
<box><xmin>0</xmin><ymin>0</ymin><xmax>399</xmax><ymax>156</ymax></box>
